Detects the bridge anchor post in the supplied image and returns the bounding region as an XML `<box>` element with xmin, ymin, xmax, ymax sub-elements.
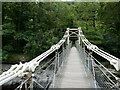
<box><xmin>28</xmin><ymin>72</ymin><xmax>33</xmax><ymax>90</ymax></box>
<box><xmin>78</xmin><ymin>27</ymin><xmax>81</xmax><ymax>45</ymax></box>
<box><xmin>52</xmin><ymin>50</ymin><xmax>58</xmax><ymax>88</ymax></box>
<box><xmin>67</xmin><ymin>28</ymin><xmax>70</xmax><ymax>45</ymax></box>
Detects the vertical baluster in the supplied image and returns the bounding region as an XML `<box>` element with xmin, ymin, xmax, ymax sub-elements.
<box><xmin>88</xmin><ymin>52</ymin><xmax>90</xmax><ymax>71</ymax></box>
<box><xmin>62</xmin><ymin>45</ymin><xmax>64</xmax><ymax>61</ymax></box>
<box><xmin>78</xmin><ymin>27</ymin><xmax>81</xmax><ymax>45</ymax></box>
<box><xmin>52</xmin><ymin>50</ymin><xmax>58</xmax><ymax>88</ymax></box>
<box><xmin>67</xmin><ymin>28</ymin><xmax>70</xmax><ymax>45</ymax></box>
<box><xmin>92</xmin><ymin>59</ymin><xmax>97</xmax><ymax>88</ymax></box>
<box><xmin>57</xmin><ymin>52</ymin><xmax>59</xmax><ymax>70</ymax></box>
<box><xmin>29</xmin><ymin>72</ymin><xmax>33</xmax><ymax>90</ymax></box>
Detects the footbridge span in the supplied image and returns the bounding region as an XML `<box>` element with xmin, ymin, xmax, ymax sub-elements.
<box><xmin>0</xmin><ymin>27</ymin><xmax>120</xmax><ymax>89</ymax></box>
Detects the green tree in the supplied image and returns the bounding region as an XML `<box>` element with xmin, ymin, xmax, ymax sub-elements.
<box><xmin>2</xmin><ymin>2</ymin><xmax>75</xmax><ymax>62</ymax></box>
<box><xmin>98</xmin><ymin>2</ymin><xmax>120</xmax><ymax>57</ymax></box>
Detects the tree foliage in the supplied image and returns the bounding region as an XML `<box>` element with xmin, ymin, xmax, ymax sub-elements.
<box><xmin>2</xmin><ymin>2</ymin><xmax>120</xmax><ymax>63</ymax></box>
<box><xmin>98</xmin><ymin>2</ymin><xmax>120</xmax><ymax>57</ymax></box>
<box><xmin>2</xmin><ymin>2</ymin><xmax>74</xmax><ymax>63</ymax></box>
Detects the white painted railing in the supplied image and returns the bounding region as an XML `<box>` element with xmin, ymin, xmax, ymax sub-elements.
<box><xmin>0</xmin><ymin>27</ymin><xmax>120</xmax><ymax>89</ymax></box>
<box><xmin>77</xmin><ymin>27</ymin><xmax>120</xmax><ymax>71</ymax></box>
<box><xmin>0</xmin><ymin>28</ymin><xmax>70</xmax><ymax>86</ymax></box>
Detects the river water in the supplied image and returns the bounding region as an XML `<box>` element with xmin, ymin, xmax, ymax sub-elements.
<box><xmin>0</xmin><ymin>64</ymin><xmax>119</xmax><ymax>89</ymax></box>
<box><xmin>0</xmin><ymin>64</ymin><xmax>11</xmax><ymax>74</ymax></box>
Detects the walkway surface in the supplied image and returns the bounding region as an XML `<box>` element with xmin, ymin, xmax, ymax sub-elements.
<box><xmin>55</xmin><ymin>46</ymin><xmax>95</xmax><ymax>88</ymax></box>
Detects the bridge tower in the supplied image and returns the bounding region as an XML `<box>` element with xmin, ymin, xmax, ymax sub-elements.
<box><xmin>67</xmin><ymin>27</ymin><xmax>81</xmax><ymax>45</ymax></box>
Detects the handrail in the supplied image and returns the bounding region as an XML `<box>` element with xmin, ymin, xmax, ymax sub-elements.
<box><xmin>0</xmin><ymin>29</ymin><xmax>69</xmax><ymax>86</ymax></box>
<box><xmin>76</xmin><ymin>42</ymin><xmax>119</xmax><ymax>89</ymax></box>
<box><xmin>78</xmin><ymin>27</ymin><xmax>120</xmax><ymax>71</ymax></box>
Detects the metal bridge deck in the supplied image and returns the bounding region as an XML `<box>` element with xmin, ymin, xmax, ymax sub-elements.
<box><xmin>55</xmin><ymin>46</ymin><xmax>95</xmax><ymax>88</ymax></box>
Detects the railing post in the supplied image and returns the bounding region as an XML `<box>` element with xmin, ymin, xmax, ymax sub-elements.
<box><xmin>78</xmin><ymin>27</ymin><xmax>81</xmax><ymax>45</ymax></box>
<box><xmin>88</xmin><ymin>51</ymin><xmax>98</xmax><ymax>88</ymax></box>
<box><xmin>57</xmin><ymin>52</ymin><xmax>60</xmax><ymax>69</ymax></box>
<box><xmin>67</xmin><ymin>28</ymin><xmax>70</xmax><ymax>45</ymax></box>
<box><xmin>61</xmin><ymin>44</ymin><xmax>65</xmax><ymax>67</ymax></box>
<box><xmin>92</xmin><ymin>59</ymin><xmax>98</xmax><ymax>88</ymax></box>
<box><xmin>88</xmin><ymin>53</ymin><xmax>90</xmax><ymax>71</ymax></box>
<box><xmin>118</xmin><ymin>59</ymin><xmax>120</xmax><ymax>71</ymax></box>
<box><xmin>81</xmin><ymin>38</ymin><xmax>84</xmax><ymax>49</ymax></box>
<box><xmin>89</xmin><ymin>51</ymin><xmax>92</xmax><ymax>71</ymax></box>
<box><xmin>62</xmin><ymin>45</ymin><xmax>65</xmax><ymax>61</ymax></box>
<box><xmin>28</xmin><ymin>72</ymin><xmax>33</xmax><ymax>90</ymax></box>
<box><xmin>83</xmin><ymin>45</ymin><xmax>87</xmax><ymax>68</ymax></box>
<box><xmin>25</xmin><ymin>82</ymin><xmax>27</xmax><ymax>90</ymax></box>
<box><xmin>116</xmin><ymin>79</ymin><xmax>120</xmax><ymax>88</ymax></box>
<box><xmin>66</xmin><ymin>44</ymin><xmax>68</xmax><ymax>57</ymax></box>
<box><xmin>55</xmin><ymin>50</ymin><xmax>59</xmax><ymax>73</ymax></box>
<box><xmin>83</xmin><ymin>45</ymin><xmax>86</xmax><ymax>59</ymax></box>
<box><xmin>52</xmin><ymin>50</ymin><xmax>58</xmax><ymax>88</ymax></box>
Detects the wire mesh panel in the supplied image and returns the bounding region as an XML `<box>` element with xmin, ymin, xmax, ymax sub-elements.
<box><xmin>33</xmin><ymin>57</ymin><xmax>55</xmax><ymax>90</ymax></box>
<box><xmin>0</xmin><ymin>43</ymin><xmax>71</xmax><ymax>90</ymax></box>
<box><xmin>85</xmin><ymin>51</ymin><xmax>120</xmax><ymax>89</ymax></box>
<box><xmin>32</xmin><ymin>44</ymin><xmax>72</xmax><ymax>90</ymax></box>
<box><xmin>1</xmin><ymin>77</ymin><xmax>22</xmax><ymax>90</ymax></box>
<box><xmin>76</xmin><ymin>42</ymin><xmax>88</xmax><ymax>68</ymax></box>
<box><xmin>92</xmin><ymin>57</ymin><xmax>120</xmax><ymax>90</ymax></box>
<box><xmin>58</xmin><ymin>52</ymin><xmax>63</xmax><ymax>68</ymax></box>
<box><xmin>0</xmin><ymin>28</ymin><xmax>73</xmax><ymax>89</ymax></box>
<box><xmin>0</xmin><ymin>75</ymin><xmax>33</xmax><ymax>90</ymax></box>
<box><xmin>76</xmin><ymin>42</ymin><xmax>120</xmax><ymax>89</ymax></box>
<box><xmin>15</xmin><ymin>76</ymin><xmax>32</xmax><ymax>90</ymax></box>
<box><xmin>84</xmin><ymin>51</ymin><xmax>94</xmax><ymax>75</ymax></box>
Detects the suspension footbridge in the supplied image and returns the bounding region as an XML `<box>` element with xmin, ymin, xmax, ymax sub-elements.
<box><xmin>55</xmin><ymin>46</ymin><xmax>95</xmax><ymax>88</ymax></box>
<box><xmin>0</xmin><ymin>27</ymin><xmax>120</xmax><ymax>89</ymax></box>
